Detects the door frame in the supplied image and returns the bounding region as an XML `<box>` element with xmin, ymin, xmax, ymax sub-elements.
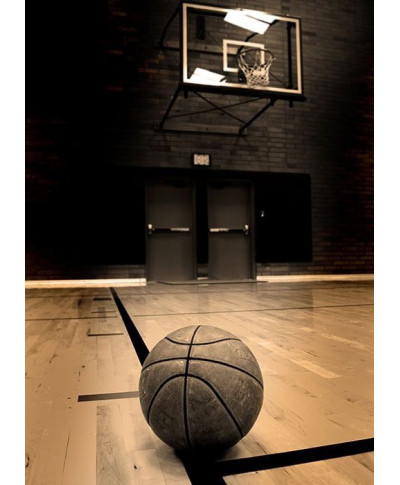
<box><xmin>145</xmin><ymin>177</ymin><xmax>197</xmax><ymax>281</ymax></box>
<box><xmin>207</xmin><ymin>178</ymin><xmax>256</xmax><ymax>280</ymax></box>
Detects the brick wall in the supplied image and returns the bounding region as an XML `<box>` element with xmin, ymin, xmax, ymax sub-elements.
<box><xmin>26</xmin><ymin>0</ymin><xmax>373</xmax><ymax>279</ymax></box>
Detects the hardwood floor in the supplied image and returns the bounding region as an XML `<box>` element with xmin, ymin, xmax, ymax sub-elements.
<box><xmin>26</xmin><ymin>280</ymin><xmax>373</xmax><ymax>484</ymax></box>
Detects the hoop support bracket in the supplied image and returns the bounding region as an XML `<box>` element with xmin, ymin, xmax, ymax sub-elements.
<box><xmin>238</xmin><ymin>98</ymin><xmax>277</xmax><ymax>135</ymax></box>
<box><xmin>158</xmin><ymin>3</ymin><xmax>181</xmax><ymax>49</ymax></box>
<box><xmin>157</xmin><ymin>85</ymin><xmax>281</xmax><ymax>135</ymax></box>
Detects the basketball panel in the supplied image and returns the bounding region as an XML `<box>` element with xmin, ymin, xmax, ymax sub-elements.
<box><xmin>188</xmin><ymin>361</ymin><xmax>264</xmax><ymax>436</ymax></box>
<box><xmin>148</xmin><ymin>376</ymin><xmax>187</xmax><ymax>450</ymax></box>
<box><xmin>186</xmin><ymin>376</ymin><xmax>242</xmax><ymax>449</ymax></box>
<box><xmin>139</xmin><ymin>362</ymin><xmax>186</xmax><ymax>418</ymax></box>
<box><xmin>192</xmin><ymin>325</ymin><xmax>239</xmax><ymax>344</ymax></box>
<box><xmin>190</xmin><ymin>338</ymin><xmax>263</xmax><ymax>384</ymax></box>
<box><xmin>165</xmin><ymin>325</ymin><xmax>199</xmax><ymax>344</ymax></box>
<box><xmin>142</xmin><ymin>337</ymin><xmax>189</xmax><ymax>368</ymax></box>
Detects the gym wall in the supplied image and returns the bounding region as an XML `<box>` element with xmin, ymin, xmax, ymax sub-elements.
<box><xmin>25</xmin><ymin>0</ymin><xmax>373</xmax><ymax>279</ymax></box>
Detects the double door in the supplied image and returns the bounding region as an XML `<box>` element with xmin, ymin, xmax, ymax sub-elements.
<box><xmin>146</xmin><ymin>179</ymin><xmax>254</xmax><ymax>281</ymax></box>
<box><xmin>146</xmin><ymin>180</ymin><xmax>195</xmax><ymax>282</ymax></box>
<box><xmin>208</xmin><ymin>182</ymin><xmax>253</xmax><ymax>280</ymax></box>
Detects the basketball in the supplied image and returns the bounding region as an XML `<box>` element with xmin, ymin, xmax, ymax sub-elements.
<box><xmin>138</xmin><ymin>325</ymin><xmax>264</xmax><ymax>452</ymax></box>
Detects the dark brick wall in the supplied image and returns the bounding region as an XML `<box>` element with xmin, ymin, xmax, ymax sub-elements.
<box><xmin>26</xmin><ymin>0</ymin><xmax>373</xmax><ymax>279</ymax></box>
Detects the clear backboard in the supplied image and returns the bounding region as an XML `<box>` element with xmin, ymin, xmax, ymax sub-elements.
<box><xmin>181</xmin><ymin>3</ymin><xmax>304</xmax><ymax>99</ymax></box>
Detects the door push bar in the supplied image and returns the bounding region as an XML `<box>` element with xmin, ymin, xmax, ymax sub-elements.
<box><xmin>147</xmin><ymin>224</ymin><xmax>191</xmax><ymax>235</ymax></box>
<box><xmin>209</xmin><ymin>225</ymin><xmax>249</xmax><ymax>235</ymax></box>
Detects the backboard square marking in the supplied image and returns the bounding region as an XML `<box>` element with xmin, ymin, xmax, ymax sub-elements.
<box><xmin>223</xmin><ymin>39</ymin><xmax>266</xmax><ymax>73</ymax></box>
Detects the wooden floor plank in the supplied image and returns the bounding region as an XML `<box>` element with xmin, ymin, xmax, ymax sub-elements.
<box><xmin>26</xmin><ymin>399</ymin><xmax>74</xmax><ymax>485</ymax></box>
<box><xmin>61</xmin><ymin>402</ymin><xmax>97</xmax><ymax>485</ymax></box>
<box><xmin>26</xmin><ymin>281</ymin><xmax>373</xmax><ymax>484</ymax></box>
<box><xmin>25</xmin><ymin>399</ymin><xmax>53</xmax><ymax>484</ymax></box>
<box><xmin>224</xmin><ymin>453</ymin><xmax>374</xmax><ymax>484</ymax></box>
<box><xmin>97</xmin><ymin>403</ymin><xmax>137</xmax><ymax>484</ymax></box>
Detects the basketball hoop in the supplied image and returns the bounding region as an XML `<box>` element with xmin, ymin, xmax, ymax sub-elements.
<box><xmin>237</xmin><ymin>48</ymin><xmax>275</xmax><ymax>87</ymax></box>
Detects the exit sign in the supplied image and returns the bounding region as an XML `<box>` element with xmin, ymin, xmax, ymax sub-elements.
<box><xmin>192</xmin><ymin>153</ymin><xmax>211</xmax><ymax>166</ymax></box>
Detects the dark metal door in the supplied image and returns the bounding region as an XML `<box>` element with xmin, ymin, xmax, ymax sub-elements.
<box><xmin>146</xmin><ymin>180</ymin><xmax>195</xmax><ymax>281</ymax></box>
<box><xmin>208</xmin><ymin>181</ymin><xmax>254</xmax><ymax>280</ymax></box>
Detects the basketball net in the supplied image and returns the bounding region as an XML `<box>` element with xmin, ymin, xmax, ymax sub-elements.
<box><xmin>237</xmin><ymin>48</ymin><xmax>275</xmax><ymax>87</ymax></box>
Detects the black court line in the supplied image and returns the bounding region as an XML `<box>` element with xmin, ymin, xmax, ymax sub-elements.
<box><xmin>214</xmin><ymin>438</ymin><xmax>374</xmax><ymax>476</ymax></box>
<box><xmin>178</xmin><ymin>456</ymin><xmax>226</xmax><ymax>485</ymax></box>
<box><xmin>78</xmin><ymin>391</ymin><xmax>139</xmax><ymax>402</ymax></box>
<box><xmin>110</xmin><ymin>288</ymin><xmax>225</xmax><ymax>484</ymax></box>
<box><xmin>108</xmin><ymin>288</ymin><xmax>373</xmax><ymax>485</ymax></box>
<box><xmin>87</xmin><ymin>332</ymin><xmax>124</xmax><ymax>337</ymax></box>
<box><xmin>110</xmin><ymin>287</ymin><xmax>373</xmax><ymax>300</ymax></box>
<box><xmin>114</xmin><ymin>283</ymin><xmax>373</xmax><ymax>298</ymax></box>
<box><xmin>107</xmin><ymin>289</ymin><xmax>374</xmax><ymax>300</ymax></box>
<box><xmin>176</xmin><ymin>438</ymin><xmax>374</xmax><ymax>484</ymax></box>
<box><xmin>91</xmin><ymin>311</ymin><xmax>117</xmax><ymax>314</ymax></box>
<box><xmin>110</xmin><ymin>287</ymin><xmax>150</xmax><ymax>365</ymax></box>
<box><xmin>131</xmin><ymin>303</ymin><xmax>374</xmax><ymax>318</ymax></box>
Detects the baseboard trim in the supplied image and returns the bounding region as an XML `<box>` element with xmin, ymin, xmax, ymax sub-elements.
<box><xmin>256</xmin><ymin>274</ymin><xmax>374</xmax><ymax>283</ymax></box>
<box><xmin>25</xmin><ymin>274</ymin><xmax>374</xmax><ymax>288</ymax></box>
<box><xmin>25</xmin><ymin>278</ymin><xmax>147</xmax><ymax>289</ymax></box>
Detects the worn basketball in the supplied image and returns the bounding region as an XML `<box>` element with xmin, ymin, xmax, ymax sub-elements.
<box><xmin>139</xmin><ymin>325</ymin><xmax>264</xmax><ymax>452</ymax></box>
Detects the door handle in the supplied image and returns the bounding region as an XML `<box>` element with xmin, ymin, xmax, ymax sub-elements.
<box><xmin>209</xmin><ymin>227</ymin><xmax>230</xmax><ymax>233</ymax></box>
<box><xmin>148</xmin><ymin>224</ymin><xmax>190</xmax><ymax>235</ymax></box>
<box><xmin>209</xmin><ymin>225</ymin><xmax>249</xmax><ymax>235</ymax></box>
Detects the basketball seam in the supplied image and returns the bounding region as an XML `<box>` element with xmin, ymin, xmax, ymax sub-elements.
<box><xmin>186</xmin><ymin>373</ymin><xmax>244</xmax><ymax>439</ymax></box>
<box><xmin>146</xmin><ymin>374</ymin><xmax>185</xmax><ymax>423</ymax></box>
<box><xmin>142</xmin><ymin>357</ymin><xmax>263</xmax><ymax>388</ymax></box>
<box><xmin>145</xmin><ymin>373</ymin><xmax>244</xmax><ymax>447</ymax></box>
<box><xmin>166</xmin><ymin>337</ymin><xmax>241</xmax><ymax>346</ymax></box>
<box><xmin>183</xmin><ymin>325</ymin><xmax>201</xmax><ymax>449</ymax></box>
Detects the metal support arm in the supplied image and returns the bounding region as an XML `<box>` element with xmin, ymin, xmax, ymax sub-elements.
<box><xmin>159</xmin><ymin>86</ymin><xmax>181</xmax><ymax>130</ymax></box>
<box><xmin>157</xmin><ymin>84</ymin><xmax>279</xmax><ymax>135</ymax></box>
<box><xmin>238</xmin><ymin>98</ymin><xmax>277</xmax><ymax>135</ymax></box>
<box><xmin>158</xmin><ymin>3</ymin><xmax>181</xmax><ymax>49</ymax></box>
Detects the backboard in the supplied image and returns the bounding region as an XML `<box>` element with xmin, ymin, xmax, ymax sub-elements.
<box><xmin>181</xmin><ymin>3</ymin><xmax>304</xmax><ymax>99</ymax></box>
